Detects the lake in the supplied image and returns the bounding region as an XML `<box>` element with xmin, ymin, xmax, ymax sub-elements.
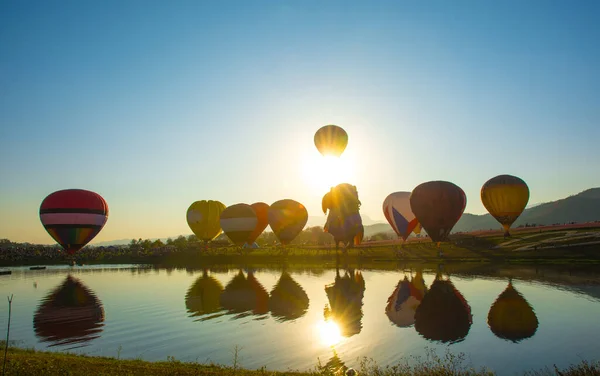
<box><xmin>1</xmin><ymin>263</ymin><xmax>599</xmax><ymax>375</ymax></box>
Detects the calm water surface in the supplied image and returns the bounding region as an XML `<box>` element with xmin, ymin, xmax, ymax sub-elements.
<box><xmin>1</xmin><ymin>264</ymin><xmax>600</xmax><ymax>375</ymax></box>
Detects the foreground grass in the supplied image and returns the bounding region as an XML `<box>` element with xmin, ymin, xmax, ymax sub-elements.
<box><xmin>1</xmin><ymin>346</ymin><xmax>599</xmax><ymax>376</ymax></box>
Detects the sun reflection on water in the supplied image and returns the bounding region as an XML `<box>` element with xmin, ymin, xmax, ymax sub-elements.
<box><xmin>316</xmin><ymin>319</ymin><xmax>342</xmax><ymax>347</ymax></box>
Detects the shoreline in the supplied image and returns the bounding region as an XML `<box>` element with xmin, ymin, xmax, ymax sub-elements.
<box><xmin>1</xmin><ymin>345</ymin><xmax>598</xmax><ymax>376</ymax></box>
<box><xmin>3</xmin><ymin>226</ymin><xmax>600</xmax><ymax>268</ymax></box>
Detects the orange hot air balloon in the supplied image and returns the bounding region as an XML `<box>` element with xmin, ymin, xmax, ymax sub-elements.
<box><xmin>220</xmin><ymin>270</ymin><xmax>269</xmax><ymax>316</ymax></box>
<box><xmin>314</xmin><ymin>125</ymin><xmax>348</xmax><ymax>157</ymax></box>
<box><xmin>481</xmin><ymin>175</ymin><xmax>530</xmax><ymax>237</ymax></box>
<box><xmin>247</xmin><ymin>202</ymin><xmax>270</xmax><ymax>244</ymax></box>
<box><xmin>268</xmin><ymin>199</ymin><xmax>308</xmax><ymax>245</ymax></box>
<box><xmin>410</xmin><ymin>181</ymin><xmax>466</xmax><ymax>243</ymax></box>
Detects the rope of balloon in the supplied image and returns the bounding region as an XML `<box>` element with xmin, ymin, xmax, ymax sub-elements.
<box><xmin>38</xmin><ymin>124</ymin><xmax>530</xmax><ymax>255</ymax></box>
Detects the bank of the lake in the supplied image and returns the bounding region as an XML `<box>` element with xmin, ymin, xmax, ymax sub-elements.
<box><xmin>2</xmin><ymin>346</ymin><xmax>599</xmax><ymax>376</ymax></box>
<box><xmin>3</xmin><ymin>226</ymin><xmax>600</xmax><ymax>268</ymax></box>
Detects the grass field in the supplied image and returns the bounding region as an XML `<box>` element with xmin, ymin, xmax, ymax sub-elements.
<box><xmin>1</xmin><ymin>344</ymin><xmax>599</xmax><ymax>376</ymax></box>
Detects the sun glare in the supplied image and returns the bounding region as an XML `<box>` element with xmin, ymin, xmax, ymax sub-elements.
<box><xmin>302</xmin><ymin>153</ymin><xmax>356</xmax><ymax>194</ymax></box>
<box><xmin>316</xmin><ymin>320</ymin><xmax>342</xmax><ymax>347</ymax></box>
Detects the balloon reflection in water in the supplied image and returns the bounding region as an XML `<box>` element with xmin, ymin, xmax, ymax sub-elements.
<box><xmin>324</xmin><ymin>269</ymin><xmax>366</xmax><ymax>337</ymax></box>
<box><xmin>33</xmin><ymin>275</ymin><xmax>104</xmax><ymax>347</ymax></box>
<box><xmin>385</xmin><ymin>272</ymin><xmax>427</xmax><ymax>328</ymax></box>
<box><xmin>321</xmin><ymin>349</ymin><xmax>348</xmax><ymax>375</ymax></box>
<box><xmin>414</xmin><ymin>276</ymin><xmax>472</xmax><ymax>343</ymax></box>
<box><xmin>269</xmin><ymin>271</ymin><xmax>309</xmax><ymax>321</ymax></box>
<box><xmin>488</xmin><ymin>281</ymin><xmax>539</xmax><ymax>342</ymax></box>
<box><xmin>220</xmin><ymin>270</ymin><xmax>269</xmax><ymax>317</ymax></box>
<box><xmin>185</xmin><ymin>271</ymin><xmax>224</xmax><ymax>317</ymax></box>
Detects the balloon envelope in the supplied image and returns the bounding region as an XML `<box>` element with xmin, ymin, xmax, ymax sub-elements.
<box><xmin>385</xmin><ymin>276</ymin><xmax>425</xmax><ymax>327</ymax></box>
<box><xmin>383</xmin><ymin>192</ymin><xmax>420</xmax><ymax>241</ymax></box>
<box><xmin>414</xmin><ymin>278</ymin><xmax>472</xmax><ymax>343</ymax></box>
<box><xmin>481</xmin><ymin>175</ymin><xmax>530</xmax><ymax>236</ymax></box>
<box><xmin>220</xmin><ymin>271</ymin><xmax>268</xmax><ymax>315</ymax></box>
<box><xmin>322</xmin><ymin>184</ymin><xmax>364</xmax><ymax>246</ymax></box>
<box><xmin>220</xmin><ymin>204</ymin><xmax>258</xmax><ymax>246</ymax></box>
<box><xmin>186</xmin><ymin>200</ymin><xmax>226</xmax><ymax>242</ymax></box>
<box><xmin>269</xmin><ymin>271</ymin><xmax>310</xmax><ymax>321</ymax></box>
<box><xmin>268</xmin><ymin>199</ymin><xmax>308</xmax><ymax>245</ymax></box>
<box><xmin>487</xmin><ymin>282</ymin><xmax>538</xmax><ymax>342</ymax></box>
<box><xmin>314</xmin><ymin>125</ymin><xmax>348</xmax><ymax>157</ymax></box>
<box><xmin>247</xmin><ymin>202</ymin><xmax>270</xmax><ymax>244</ymax></box>
<box><xmin>410</xmin><ymin>181</ymin><xmax>466</xmax><ymax>243</ymax></box>
<box><xmin>324</xmin><ymin>270</ymin><xmax>365</xmax><ymax>337</ymax></box>
<box><xmin>185</xmin><ymin>272</ymin><xmax>224</xmax><ymax>317</ymax></box>
<box><xmin>39</xmin><ymin>189</ymin><xmax>109</xmax><ymax>255</ymax></box>
<box><xmin>33</xmin><ymin>275</ymin><xmax>104</xmax><ymax>347</ymax></box>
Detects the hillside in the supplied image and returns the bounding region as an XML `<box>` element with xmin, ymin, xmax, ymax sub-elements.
<box><xmin>454</xmin><ymin>188</ymin><xmax>600</xmax><ymax>232</ymax></box>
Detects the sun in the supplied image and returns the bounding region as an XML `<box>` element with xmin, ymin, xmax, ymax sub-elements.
<box><xmin>302</xmin><ymin>153</ymin><xmax>356</xmax><ymax>194</ymax></box>
<box><xmin>316</xmin><ymin>319</ymin><xmax>342</xmax><ymax>347</ymax></box>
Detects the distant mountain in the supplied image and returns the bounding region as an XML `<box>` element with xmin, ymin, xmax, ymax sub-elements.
<box><xmin>453</xmin><ymin>188</ymin><xmax>600</xmax><ymax>232</ymax></box>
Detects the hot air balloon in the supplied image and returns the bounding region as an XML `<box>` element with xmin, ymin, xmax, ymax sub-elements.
<box><xmin>322</xmin><ymin>183</ymin><xmax>364</xmax><ymax>250</ymax></box>
<box><xmin>385</xmin><ymin>275</ymin><xmax>425</xmax><ymax>328</ymax></box>
<box><xmin>481</xmin><ymin>175</ymin><xmax>530</xmax><ymax>237</ymax></box>
<box><xmin>185</xmin><ymin>271</ymin><xmax>224</xmax><ymax>317</ymax></box>
<box><xmin>383</xmin><ymin>192</ymin><xmax>421</xmax><ymax>242</ymax></box>
<box><xmin>269</xmin><ymin>271</ymin><xmax>309</xmax><ymax>321</ymax></box>
<box><xmin>220</xmin><ymin>204</ymin><xmax>258</xmax><ymax>246</ymax></box>
<box><xmin>412</xmin><ymin>269</ymin><xmax>428</xmax><ymax>297</ymax></box>
<box><xmin>186</xmin><ymin>200</ymin><xmax>226</xmax><ymax>243</ymax></box>
<box><xmin>268</xmin><ymin>199</ymin><xmax>308</xmax><ymax>245</ymax></box>
<box><xmin>39</xmin><ymin>189</ymin><xmax>109</xmax><ymax>255</ymax></box>
<box><xmin>487</xmin><ymin>280</ymin><xmax>538</xmax><ymax>342</ymax></box>
<box><xmin>324</xmin><ymin>269</ymin><xmax>365</xmax><ymax>337</ymax></box>
<box><xmin>410</xmin><ymin>181</ymin><xmax>466</xmax><ymax>244</ymax></box>
<box><xmin>247</xmin><ymin>271</ymin><xmax>270</xmax><ymax>315</ymax></box>
<box><xmin>246</xmin><ymin>202</ymin><xmax>270</xmax><ymax>246</ymax></box>
<box><xmin>33</xmin><ymin>275</ymin><xmax>104</xmax><ymax>347</ymax></box>
<box><xmin>414</xmin><ymin>277</ymin><xmax>472</xmax><ymax>343</ymax></box>
<box><xmin>314</xmin><ymin>125</ymin><xmax>348</xmax><ymax>157</ymax></box>
<box><xmin>220</xmin><ymin>270</ymin><xmax>269</xmax><ymax>316</ymax></box>
<box><xmin>413</xmin><ymin>223</ymin><xmax>422</xmax><ymax>236</ymax></box>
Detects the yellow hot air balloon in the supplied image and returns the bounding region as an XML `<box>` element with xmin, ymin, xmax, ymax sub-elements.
<box><xmin>487</xmin><ymin>281</ymin><xmax>538</xmax><ymax>342</ymax></box>
<box><xmin>185</xmin><ymin>271</ymin><xmax>224</xmax><ymax>317</ymax></box>
<box><xmin>481</xmin><ymin>175</ymin><xmax>529</xmax><ymax>237</ymax></box>
<box><xmin>314</xmin><ymin>125</ymin><xmax>348</xmax><ymax>157</ymax></box>
<box><xmin>186</xmin><ymin>200</ymin><xmax>226</xmax><ymax>242</ymax></box>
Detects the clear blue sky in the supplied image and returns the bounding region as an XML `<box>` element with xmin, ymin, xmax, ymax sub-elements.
<box><xmin>1</xmin><ymin>0</ymin><xmax>599</xmax><ymax>243</ymax></box>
